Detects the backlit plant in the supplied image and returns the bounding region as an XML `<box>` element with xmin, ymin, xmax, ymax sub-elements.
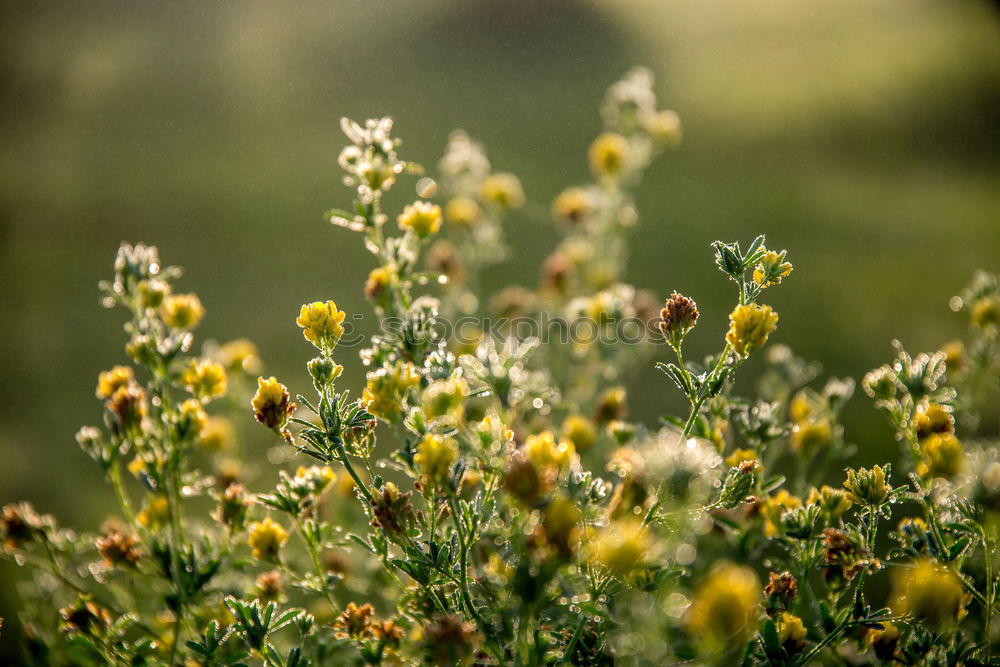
<box><xmin>3</xmin><ymin>69</ymin><xmax>999</xmax><ymax>666</ymax></box>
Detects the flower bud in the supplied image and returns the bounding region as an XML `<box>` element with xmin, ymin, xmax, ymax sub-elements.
<box><xmin>307</xmin><ymin>356</ymin><xmax>344</xmax><ymax>390</ymax></box>
<box><xmin>843</xmin><ymin>465</ymin><xmax>890</xmax><ymax>507</ymax></box>
<box><xmin>719</xmin><ymin>460</ymin><xmax>758</xmax><ymax>508</ymax></box>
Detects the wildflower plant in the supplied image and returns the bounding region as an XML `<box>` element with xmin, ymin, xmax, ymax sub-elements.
<box><xmin>3</xmin><ymin>69</ymin><xmax>1000</xmax><ymax>667</ymax></box>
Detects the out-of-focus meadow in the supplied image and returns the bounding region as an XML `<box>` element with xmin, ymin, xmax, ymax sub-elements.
<box><xmin>0</xmin><ymin>0</ymin><xmax>998</xmax><ymax>643</ymax></box>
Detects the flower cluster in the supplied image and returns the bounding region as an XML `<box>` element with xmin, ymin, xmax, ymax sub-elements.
<box><xmin>3</xmin><ymin>70</ymin><xmax>999</xmax><ymax>667</ymax></box>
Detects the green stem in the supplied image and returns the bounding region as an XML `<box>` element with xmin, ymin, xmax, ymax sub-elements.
<box><xmin>560</xmin><ymin>615</ymin><xmax>586</xmax><ymax>665</ymax></box>
<box><xmin>983</xmin><ymin>528</ymin><xmax>994</xmax><ymax>662</ymax></box>
<box><xmin>166</xmin><ymin>456</ymin><xmax>187</xmax><ymax>666</ymax></box>
<box><xmin>681</xmin><ymin>344</ymin><xmax>734</xmax><ymax>438</ymax></box>
<box><xmin>447</xmin><ymin>494</ymin><xmax>504</xmax><ymax>664</ymax></box>
<box><xmin>108</xmin><ymin>453</ymin><xmax>138</xmax><ymax>529</ymax></box>
<box><xmin>33</xmin><ymin>541</ymin><xmax>155</xmax><ymax>636</ymax></box>
<box><xmin>335</xmin><ymin>444</ymin><xmax>374</xmax><ymax>505</ymax></box>
<box><xmin>294</xmin><ymin>514</ymin><xmax>342</xmax><ymax>614</ymax></box>
<box><xmin>792</xmin><ymin>571</ymin><xmax>868</xmax><ymax>666</ymax></box>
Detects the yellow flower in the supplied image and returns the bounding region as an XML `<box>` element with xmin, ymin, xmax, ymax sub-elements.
<box><xmin>543</xmin><ymin>495</ymin><xmax>581</xmax><ymax>558</ymax></box>
<box><xmin>752</xmin><ymin>250</ymin><xmax>793</xmax><ymax>288</ymax></box>
<box><xmin>137</xmin><ymin>278</ymin><xmax>169</xmax><ymax>308</ymax></box>
<box><xmin>251</xmin><ymin>376</ymin><xmax>296</xmax><ymax>434</ymax></box>
<box><xmin>763</xmin><ymin>490</ymin><xmax>802</xmax><ymax>537</ymax></box>
<box><xmin>524</xmin><ymin>431</ymin><xmax>575</xmax><ymax>473</ymax></box>
<box><xmin>551</xmin><ymin>187</ymin><xmax>592</xmax><ymax>224</ymax></box>
<box><xmin>892</xmin><ymin>559</ymin><xmax>969</xmax><ymax>628</ymax></box>
<box><xmin>198</xmin><ymin>416</ymin><xmax>234</xmax><ymax>452</ymax></box>
<box><xmin>806</xmin><ymin>485</ymin><xmax>852</xmax><ymax>520</ymax></box>
<box><xmin>176</xmin><ymin>398</ymin><xmax>208</xmax><ymax>440</ymax></box>
<box><xmin>685</xmin><ymin>563</ymin><xmax>761</xmax><ymax>646</ymax></box>
<box><xmin>106</xmin><ymin>385</ymin><xmax>148</xmax><ymax>432</ymax></box>
<box><xmin>421</xmin><ymin>377</ymin><xmax>467</xmax><ymax>422</ymax></box>
<box><xmin>790</xmin><ymin>418</ymin><xmax>831</xmax><ymax>454</ymax></box>
<box><xmin>594</xmin><ymin>386</ymin><xmax>628</xmax><ymax>424</ymax></box>
<box><xmin>866</xmin><ymin>622</ymin><xmax>901</xmax><ymax>661</ymax></box>
<box><xmin>362</xmin><ymin>362</ymin><xmax>420</xmax><ymax>423</ymax></box>
<box><xmin>294</xmin><ymin>465</ymin><xmax>336</xmax><ymax>495</ymax></box>
<box><xmin>478</xmin><ymin>172</ymin><xmax>524</xmax><ymax>209</ymax></box>
<box><xmin>397</xmin><ymin>201</ymin><xmax>443</xmax><ymax>238</ymax></box>
<box><xmin>181</xmin><ymin>359</ymin><xmax>228</xmax><ymax>401</ymax></box>
<box><xmin>777</xmin><ymin>612</ymin><xmax>807</xmax><ymax>655</ymax></box>
<box><xmin>918</xmin><ymin>432</ymin><xmax>965</xmax><ymax>479</ymax></box>
<box><xmin>726</xmin><ymin>303</ymin><xmax>779</xmax><ymax>357</ymax></box>
<box><xmin>940</xmin><ymin>339</ymin><xmax>968</xmax><ymax>375</ymax></box>
<box><xmin>219</xmin><ymin>339</ymin><xmax>262</xmax><ymax>374</ymax></box>
<box><xmin>789</xmin><ymin>391</ymin><xmax>813</xmax><ymax>423</ymax></box>
<box><xmin>414</xmin><ymin>434</ymin><xmax>458</xmax><ymax>490</ymax></box>
<box><xmin>247</xmin><ymin>517</ymin><xmax>288</xmax><ymax>562</ymax></box>
<box><xmin>96</xmin><ymin>366</ymin><xmax>134</xmax><ymax>399</ymax></box>
<box><xmin>913</xmin><ymin>402</ymin><xmax>954</xmax><ymax>441</ymax></box>
<box><xmin>296</xmin><ymin>301</ymin><xmax>346</xmax><ymax>352</ymax></box>
<box><xmin>444</xmin><ymin>197</ymin><xmax>482</xmax><ymax>228</ymax></box>
<box><xmin>588</xmin><ymin>518</ymin><xmax>650</xmax><ymax>576</ymax></box>
<box><xmin>725</xmin><ymin>448</ymin><xmax>758</xmax><ymax>468</ymax></box>
<box><xmin>364</xmin><ymin>267</ymin><xmax>392</xmax><ymax>302</ymax></box>
<box><xmin>561</xmin><ymin>414</ymin><xmax>596</xmax><ymax>453</ymax></box>
<box><xmin>137</xmin><ymin>496</ymin><xmax>170</xmax><ymax>529</ymax></box>
<box><xmin>644</xmin><ymin>109</ymin><xmax>682</xmax><ymax>145</ymax></box>
<box><xmin>588</xmin><ymin>132</ymin><xmax>630</xmax><ymax>178</ymax></box>
<box><xmin>971</xmin><ymin>294</ymin><xmax>1000</xmax><ymax>328</ymax></box>
<box><xmin>843</xmin><ymin>465</ymin><xmax>890</xmax><ymax>507</ymax></box>
<box><xmin>161</xmin><ymin>293</ymin><xmax>205</xmax><ymax>329</ymax></box>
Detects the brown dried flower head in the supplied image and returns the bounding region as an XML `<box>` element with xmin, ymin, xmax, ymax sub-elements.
<box><xmin>658</xmin><ymin>292</ymin><xmax>699</xmax><ymax>349</ymax></box>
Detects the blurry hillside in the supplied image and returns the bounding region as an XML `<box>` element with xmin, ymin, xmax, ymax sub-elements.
<box><xmin>0</xmin><ymin>0</ymin><xmax>998</xmax><ymax>574</ymax></box>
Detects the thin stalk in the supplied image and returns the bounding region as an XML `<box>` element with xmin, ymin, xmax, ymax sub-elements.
<box><xmin>165</xmin><ymin>456</ymin><xmax>187</xmax><ymax>666</ymax></box>
<box><xmin>983</xmin><ymin>528</ymin><xmax>994</xmax><ymax>662</ymax></box>
<box><xmin>108</xmin><ymin>453</ymin><xmax>138</xmax><ymax>529</ymax></box>
<box><xmin>335</xmin><ymin>444</ymin><xmax>374</xmax><ymax>505</ymax></box>
<box><xmin>33</xmin><ymin>541</ymin><xmax>155</xmax><ymax>636</ymax></box>
<box><xmin>447</xmin><ymin>494</ymin><xmax>504</xmax><ymax>664</ymax></box>
<box><xmin>293</xmin><ymin>514</ymin><xmax>341</xmax><ymax>615</ymax></box>
<box><xmin>792</xmin><ymin>571</ymin><xmax>868</xmax><ymax>666</ymax></box>
<box><xmin>681</xmin><ymin>344</ymin><xmax>733</xmax><ymax>438</ymax></box>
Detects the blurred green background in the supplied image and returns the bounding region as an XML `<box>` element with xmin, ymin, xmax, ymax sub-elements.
<box><xmin>1</xmin><ymin>0</ymin><xmax>999</xmax><ymax>646</ymax></box>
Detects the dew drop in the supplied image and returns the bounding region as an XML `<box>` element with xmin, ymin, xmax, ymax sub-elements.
<box><xmin>675</xmin><ymin>543</ymin><xmax>696</xmax><ymax>565</ymax></box>
<box><xmin>416</xmin><ymin>177</ymin><xmax>438</xmax><ymax>198</ymax></box>
<box><xmin>532</xmin><ymin>398</ymin><xmax>544</xmax><ymax>409</ymax></box>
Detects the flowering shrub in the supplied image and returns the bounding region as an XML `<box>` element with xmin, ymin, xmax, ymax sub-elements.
<box><xmin>3</xmin><ymin>69</ymin><xmax>999</xmax><ymax>666</ymax></box>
